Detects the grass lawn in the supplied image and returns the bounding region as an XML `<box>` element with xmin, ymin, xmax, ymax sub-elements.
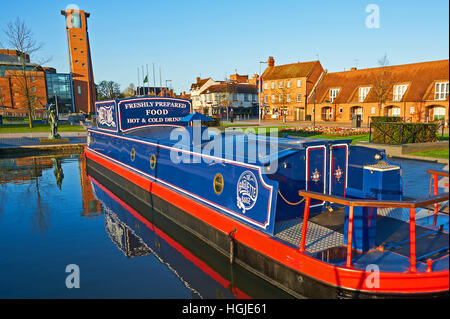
<box><xmin>410</xmin><ymin>148</ymin><xmax>449</xmax><ymax>159</ymax></box>
<box><xmin>0</xmin><ymin>124</ymin><xmax>86</xmax><ymax>133</ymax></box>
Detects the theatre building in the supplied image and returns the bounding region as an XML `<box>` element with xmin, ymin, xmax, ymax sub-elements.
<box><xmin>0</xmin><ymin>49</ymin><xmax>75</xmax><ymax>117</ymax></box>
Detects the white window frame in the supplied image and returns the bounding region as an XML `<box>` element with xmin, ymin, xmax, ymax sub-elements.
<box><xmin>278</xmin><ymin>94</ymin><xmax>283</xmax><ymax>102</ymax></box>
<box><xmin>435</xmin><ymin>82</ymin><xmax>449</xmax><ymax>100</ymax></box>
<box><xmin>391</xmin><ymin>107</ymin><xmax>401</xmax><ymax>117</ymax></box>
<box><xmin>297</xmin><ymin>93</ymin><xmax>301</xmax><ymax>102</ymax></box>
<box><xmin>286</xmin><ymin>80</ymin><xmax>291</xmax><ymax>88</ymax></box>
<box><xmin>286</xmin><ymin>94</ymin><xmax>291</xmax><ymax>103</ymax></box>
<box><xmin>278</xmin><ymin>81</ymin><xmax>283</xmax><ymax>89</ymax></box>
<box><xmin>271</xmin><ymin>95</ymin><xmax>275</xmax><ymax>103</ymax></box>
<box><xmin>271</xmin><ymin>82</ymin><xmax>275</xmax><ymax>89</ymax></box>
<box><xmin>329</xmin><ymin>89</ymin><xmax>340</xmax><ymax>102</ymax></box>
<box><xmin>264</xmin><ymin>95</ymin><xmax>268</xmax><ymax>103</ymax></box>
<box><xmin>297</xmin><ymin>79</ymin><xmax>302</xmax><ymax>87</ymax></box>
<box><xmin>393</xmin><ymin>84</ymin><xmax>408</xmax><ymax>101</ymax></box>
<box><xmin>264</xmin><ymin>83</ymin><xmax>268</xmax><ymax>90</ymax></box>
<box><xmin>358</xmin><ymin>87</ymin><xmax>371</xmax><ymax>102</ymax></box>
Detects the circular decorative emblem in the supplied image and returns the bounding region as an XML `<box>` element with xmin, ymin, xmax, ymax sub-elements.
<box><xmin>150</xmin><ymin>154</ymin><xmax>156</xmax><ymax>169</ymax></box>
<box><xmin>213</xmin><ymin>173</ymin><xmax>224</xmax><ymax>195</ymax></box>
<box><xmin>130</xmin><ymin>148</ymin><xmax>136</xmax><ymax>162</ymax></box>
<box><xmin>311</xmin><ymin>168</ymin><xmax>321</xmax><ymax>183</ymax></box>
<box><xmin>236</xmin><ymin>170</ymin><xmax>258</xmax><ymax>213</ymax></box>
<box><xmin>334</xmin><ymin>166</ymin><xmax>343</xmax><ymax>182</ymax></box>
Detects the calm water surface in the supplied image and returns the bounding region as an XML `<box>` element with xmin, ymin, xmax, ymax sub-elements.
<box><xmin>0</xmin><ymin>154</ymin><xmax>446</xmax><ymax>298</ymax></box>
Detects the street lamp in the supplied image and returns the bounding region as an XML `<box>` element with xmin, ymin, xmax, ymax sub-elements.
<box><xmin>258</xmin><ymin>61</ymin><xmax>268</xmax><ymax>125</ymax></box>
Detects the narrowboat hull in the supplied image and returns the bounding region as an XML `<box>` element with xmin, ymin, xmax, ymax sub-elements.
<box><xmin>85</xmin><ymin>149</ymin><xmax>449</xmax><ymax>299</ymax></box>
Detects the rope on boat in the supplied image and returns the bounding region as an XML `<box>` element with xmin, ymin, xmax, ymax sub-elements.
<box><xmin>277</xmin><ymin>190</ymin><xmax>305</xmax><ymax>206</ymax></box>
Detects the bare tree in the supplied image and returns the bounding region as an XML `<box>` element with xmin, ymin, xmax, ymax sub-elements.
<box><xmin>273</xmin><ymin>82</ymin><xmax>290</xmax><ymax>121</ymax></box>
<box><xmin>372</xmin><ymin>54</ymin><xmax>393</xmax><ymax>116</ymax></box>
<box><xmin>3</xmin><ymin>18</ymin><xmax>50</xmax><ymax>128</ymax></box>
<box><xmin>122</xmin><ymin>83</ymin><xmax>135</xmax><ymax>97</ymax></box>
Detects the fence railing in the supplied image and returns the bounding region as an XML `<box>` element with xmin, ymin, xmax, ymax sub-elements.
<box><xmin>297</xmin><ymin>189</ymin><xmax>449</xmax><ymax>273</ymax></box>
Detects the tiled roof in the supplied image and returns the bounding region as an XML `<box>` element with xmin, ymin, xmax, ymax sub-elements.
<box><xmin>311</xmin><ymin>59</ymin><xmax>449</xmax><ymax>104</ymax></box>
<box><xmin>200</xmin><ymin>83</ymin><xmax>257</xmax><ymax>94</ymax></box>
<box><xmin>190</xmin><ymin>77</ymin><xmax>211</xmax><ymax>90</ymax></box>
<box><xmin>261</xmin><ymin>60</ymin><xmax>320</xmax><ymax>80</ymax></box>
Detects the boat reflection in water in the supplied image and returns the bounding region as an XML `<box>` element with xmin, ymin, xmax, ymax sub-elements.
<box><xmin>90</xmin><ymin>174</ymin><xmax>292</xmax><ymax>299</ymax></box>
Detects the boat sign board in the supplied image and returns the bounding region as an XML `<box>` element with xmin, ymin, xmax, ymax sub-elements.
<box><xmin>117</xmin><ymin>97</ymin><xmax>192</xmax><ymax>132</ymax></box>
<box><xmin>95</xmin><ymin>97</ymin><xmax>192</xmax><ymax>133</ymax></box>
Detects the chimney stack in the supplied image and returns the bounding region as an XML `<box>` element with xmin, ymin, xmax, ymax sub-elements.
<box><xmin>350</xmin><ymin>67</ymin><xmax>357</xmax><ymax>71</ymax></box>
<box><xmin>268</xmin><ymin>56</ymin><xmax>275</xmax><ymax>67</ymax></box>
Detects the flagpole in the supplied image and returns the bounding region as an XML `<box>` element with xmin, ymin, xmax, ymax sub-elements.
<box><xmin>153</xmin><ymin>63</ymin><xmax>156</xmax><ymax>96</ymax></box>
<box><xmin>159</xmin><ymin>62</ymin><xmax>162</xmax><ymax>96</ymax></box>
<box><xmin>141</xmin><ymin>66</ymin><xmax>145</xmax><ymax>96</ymax></box>
<box><xmin>146</xmin><ymin>64</ymin><xmax>149</xmax><ymax>96</ymax></box>
<box><xmin>137</xmin><ymin>67</ymin><xmax>140</xmax><ymax>95</ymax></box>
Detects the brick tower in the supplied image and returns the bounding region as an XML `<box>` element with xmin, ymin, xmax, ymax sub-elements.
<box><xmin>61</xmin><ymin>8</ymin><xmax>96</xmax><ymax>114</ymax></box>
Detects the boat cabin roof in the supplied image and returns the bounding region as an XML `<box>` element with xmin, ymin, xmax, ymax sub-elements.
<box><xmin>120</xmin><ymin>126</ymin><xmax>352</xmax><ymax>166</ymax></box>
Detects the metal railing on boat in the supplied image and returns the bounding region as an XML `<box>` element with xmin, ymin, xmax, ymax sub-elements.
<box><xmin>428</xmin><ymin>170</ymin><xmax>449</xmax><ymax>217</ymax></box>
<box><xmin>298</xmin><ymin>170</ymin><xmax>449</xmax><ymax>273</ymax></box>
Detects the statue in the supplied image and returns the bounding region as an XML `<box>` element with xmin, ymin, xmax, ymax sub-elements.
<box><xmin>48</xmin><ymin>104</ymin><xmax>61</xmax><ymax>139</ymax></box>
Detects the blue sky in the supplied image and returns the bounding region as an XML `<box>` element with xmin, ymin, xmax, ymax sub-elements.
<box><xmin>1</xmin><ymin>0</ymin><xmax>448</xmax><ymax>93</ymax></box>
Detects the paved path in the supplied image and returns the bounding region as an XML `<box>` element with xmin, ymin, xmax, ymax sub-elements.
<box><xmin>0</xmin><ymin>131</ymin><xmax>87</xmax><ymax>149</ymax></box>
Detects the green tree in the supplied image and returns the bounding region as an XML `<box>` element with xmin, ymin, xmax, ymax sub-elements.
<box><xmin>96</xmin><ymin>80</ymin><xmax>122</xmax><ymax>100</ymax></box>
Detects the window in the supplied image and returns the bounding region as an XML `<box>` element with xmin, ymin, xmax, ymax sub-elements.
<box><xmin>286</xmin><ymin>94</ymin><xmax>291</xmax><ymax>103</ymax></box>
<box><xmin>433</xmin><ymin>106</ymin><xmax>446</xmax><ymax>121</ymax></box>
<box><xmin>297</xmin><ymin>93</ymin><xmax>301</xmax><ymax>102</ymax></box>
<box><xmin>286</xmin><ymin>80</ymin><xmax>291</xmax><ymax>88</ymax></box>
<box><xmin>271</xmin><ymin>95</ymin><xmax>275</xmax><ymax>103</ymax></box>
<box><xmin>74</xmin><ymin>48</ymin><xmax>77</xmax><ymax>51</ymax></box>
<box><xmin>391</xmin><ymin>107</ymin><xmax>401</xmax><ymax>117</ymax></box>
<box><xmin>78</xmin><ymin>86</ymin><xmax>82</xmax><ymax>95</ymax></box>
<box><xmin>278</xmin><ymin>81</ymin><xmax>283</xmax><ymax>89</ymax></box>
<box><xmin>71</xmin><ymin>13</ymin><xmax>81</xmax><ymax>28</ymax></box>
<box><xmin>339</xmin><ymin>107</ymin><xmax>343</xmax><ymax>114</ymax></box>
<box><xmin>264</xmin><ymin>95</ymin><xmax>268</xmax><ymax>103</ymax></box>
<box><xmin>410</xmin><ymin>106</ymin><xmax>415</xmax><ymax>114</ymax></box>
<box><xmin>30</xmin><ymin>76</ymin><xmax>34</xmax><ymax>83</ymax></box>
<box><xmin>358</xmin><ymin>87</ymin><xmax>371</xmax><ymax>102</ymax></box>
<box><xmin>264</xmin><ymin>83</ymin><xmax>268</xmax><ymax>90</ymax></box>
<box><xmin>31</xmin><ymin>87</ymin><xmax>36</xmax><ymax>93</ymax></box>
<box><xmin>435</xmin><ymin>82</ymin><xmax>449</xmax><ymax>100</ymax></box>
<box><xmin>244</xmin><ymin>94</ymin><xmax>249</xmax><ymax>102</ymax></box>
<box><xmin>297</xmin><ymin>79</ymin><xmax>302</xmax><ymax>87</ymax></box>
<box><xmin>253</xmin><ymin>94</ymin><xmax>257</xmax><ymax>101</ymax></box>
<box><xmin>233</xmin><ymin>93</ymin><xmax>237</xmax><ymax>101</ymax></box>
<box><xmin>371</xmin><ymin>107</ymin><xmax>376</xmax><ymax>114</ymax></box>
<box><xmin>278</xmin><ymin>94</ymin><xmax>282</xmax><ymax>102</ymax></box>
<box><xmin>393</xmin><ymin>84</ymin><xmax>408</xmax><ymax>101</ymax></box>
<box><xmin>329</xmin><ymin>89</ymin><xmax>340</xmax><ymax>102</ymax></box>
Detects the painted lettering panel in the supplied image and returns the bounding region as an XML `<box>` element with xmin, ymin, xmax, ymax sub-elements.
<box><xmin>117</xmin><ymin>98</ymin><xmax>191</xmax><ymax>132</ymax></box>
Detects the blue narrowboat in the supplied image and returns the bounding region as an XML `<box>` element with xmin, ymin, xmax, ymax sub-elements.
<box><xmin>85</xmin><ymin>96</ymin><xmax>449</xmax><ymax>298</ymax></box>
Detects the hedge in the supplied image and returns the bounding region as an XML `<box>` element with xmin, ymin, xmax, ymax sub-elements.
<box><xmin>371</xmin><ymin>122</ymin><xmax>439</xmax><ymax>144</ymax></box>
